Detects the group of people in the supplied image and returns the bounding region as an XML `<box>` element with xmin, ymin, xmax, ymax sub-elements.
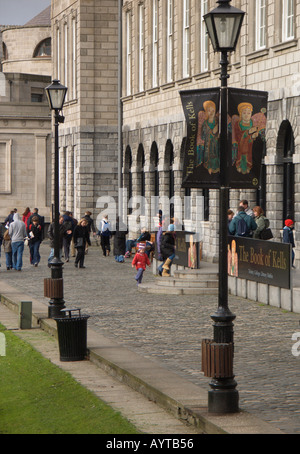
<box><xmin>0</xmin><ymin>201</ymin><xmax>297</xmax><ymax>278</ymax></box>
<box><xmin>228</xmin><ymin>199</ymin><xmax>296</xmax><ymax>267</ymax></box>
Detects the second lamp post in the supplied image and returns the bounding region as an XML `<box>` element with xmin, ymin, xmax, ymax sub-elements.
<box><xmin>45</xmin><ymin>79</ymin><xmax>68</xmax><ymax>319</ymax></box>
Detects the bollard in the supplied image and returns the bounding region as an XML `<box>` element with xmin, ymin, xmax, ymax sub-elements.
<box><xmin>19</xmin><ymin>301</ymin><xmax>32</xmax><ymax>329</ymax></box>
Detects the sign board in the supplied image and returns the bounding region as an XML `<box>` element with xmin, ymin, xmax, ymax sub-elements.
<box><xmin>155</xmin><ymin>231</ymin><xmax>200</xmax><ymax>269</ymax></box>
<box><xmin>180</xmin><ymin>87</ymin><xmax>268</xmax><ymax>189</ymax></box>
<box><xmin>228</xmin><ymin>236</ymin><xmax>291</xmax><ymax>289</ymax></box>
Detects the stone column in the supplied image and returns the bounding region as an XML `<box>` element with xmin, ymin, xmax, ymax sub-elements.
<box><xmin>35</xmin><ymin>133</ymin><xmax>49</xmax><ymax>212</ymax></box>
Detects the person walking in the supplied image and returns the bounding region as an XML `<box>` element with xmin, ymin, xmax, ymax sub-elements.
<box><xmin>283</xmin><ymin>219</ymin><xmax>296</xmax><ymax>268</ymax></box>
<box><xmin>73</xmin><ymin>218</ymin><xmax>91</xmax><ymax>268</ymax></box>
<box><xmin>229</xmin><ymin>206</ymin><xmax>257</xmax><ymax>237</ymax></box>
<box><xmin>99</xmin><ymin>215</ymin><xmax>111</xmax><ymax>257</ymax></box>
<box><xmin>62</xmin><ymin>211</ymin><xmax>75</xmax><ymax>262</ymax></box>
<box><xmin>3</xmin><ymin>230</ymin><xmax>12</xmax><ymax>270</ymax></box>
<box><xmin>8</xmin><ymin>213</ymin><xmax>26</xmax><ymax>271</ymax></box>
<box><xmin>83</xmin><ymin>211</ymin><xmax>96</xmax><ymax>254</ymax></box>
<box><xmin>48</xmin><ymin>216</ymin><xmax>72</xmax><ymax>267</ymax></box>
<box><xmin>27</xmin><ymin>216</ymin><xmax>43</xmax><ymax>266</ymax></box>
<box><xmin>132</xmin><ymin>243</ymin><xmax>150</xmax><ymax>286</ymax></box>
<box><xmin>22</xmin><ymin>207</ymin><xmax>32</xmax><ymax>229</ymax></box>
<box><xmin>158</xmin><ymin>224</ymin><xmax>176</xmax><ymax>277</ymax></box>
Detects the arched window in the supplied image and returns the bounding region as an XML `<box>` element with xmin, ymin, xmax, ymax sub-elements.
<box><xmin>277</xmin><ymin>121</ymin><xmax>295</xmax><ymax>221</ymax></box>
<box><xmin>124</xmin><ymin>146</ymin><xmax>132</xmax><ymax>207</ymax></box>
<box><xmin>33</xmin><ymin>38</ymin><xmax>51</xmax><ymax>57</ymax></box>
<box><xmin>150</xmin><ymin>142</ymin><xmax>159</xmax><ymax>197</ymax></box>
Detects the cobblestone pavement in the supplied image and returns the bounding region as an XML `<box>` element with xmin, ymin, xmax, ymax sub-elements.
<box><xmin>0</xmin><ymin>241</ymin><xmax>299</xmax><ymax>434</ymax></box>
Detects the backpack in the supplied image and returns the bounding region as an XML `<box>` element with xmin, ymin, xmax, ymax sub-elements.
<box><xmin>236</xmin><ymin>216</ymin><xmax>250</xmax><ymax>237</ymax></box>
<box><xmin>101</xmin><ymin>221</ymin><xmax>110</xmax><ymax>237</ymax></box>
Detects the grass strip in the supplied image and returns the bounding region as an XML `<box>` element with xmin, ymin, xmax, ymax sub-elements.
<box><xmin>0</xmin><ymin>324</ymin><xmax>139</xmax><ymax>434</ymax></box>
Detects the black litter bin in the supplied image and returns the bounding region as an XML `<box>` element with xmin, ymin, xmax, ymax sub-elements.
<box><xmin>55</xmin><ymin>308</ymin><xmax>90</xmax><ymax>361</ymax></box>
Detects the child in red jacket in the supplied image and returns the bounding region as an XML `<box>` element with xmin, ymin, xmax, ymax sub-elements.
<box><xmin>132</xmin><ymin>243</ymin><xmax>150</xmax><ymax>286</ymax></box>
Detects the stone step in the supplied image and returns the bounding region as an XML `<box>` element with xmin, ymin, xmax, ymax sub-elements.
<box><xmin>155</xmin><ymin>277</ymin><xmax>218</xmax><ymax>288</ymax></box>
<box><xmin>173</xmin><ymin>269</ymin><xmax>219</xmax><ymax>281</ymax></box>
<box><xmin>138</xmin><ymin>283</ymin><xmax>218</xmax><ymax>296</ymax></box>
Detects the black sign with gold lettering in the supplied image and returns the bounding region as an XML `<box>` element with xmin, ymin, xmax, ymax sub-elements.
<box><xmin>228</xmin><ymin>236</ymin><xmax>291</xmax><ymax>289</ymax></box>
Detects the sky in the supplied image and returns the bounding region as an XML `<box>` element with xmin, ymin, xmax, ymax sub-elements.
<box><xmin>0</xmin><ymin>0</ymin><xmax>51</xmax><ymax>26</ymax></box>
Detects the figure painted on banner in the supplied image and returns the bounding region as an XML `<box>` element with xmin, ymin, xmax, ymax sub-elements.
<box><xmin>231</xmin><ymin>103</ymin><xmax>266</xmax><ymax>175</ymax></box>
<box><xmin>188</xmin><ymin>235</ymin><xmax>197</xmax><ymax>269</ymax></box>
<box><xmin>196</xmin><ymin>100</ymin><xmax>220</xmax><ymax>174</ymax></box>
<box><xmin>228</xmin><ymin>239</ymin><xmax>238</xmax><ymax>277</ymax></box>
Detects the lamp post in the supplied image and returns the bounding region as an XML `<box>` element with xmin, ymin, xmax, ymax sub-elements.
<box><xmin>204</xmin><ymin>0</ymin><xmax>245</xmax><ymax>413</ymax></box>
<box><xmin>45</xmin><ymin>79</ymin><xmax>68</xmax><ymax>318</ymax></box>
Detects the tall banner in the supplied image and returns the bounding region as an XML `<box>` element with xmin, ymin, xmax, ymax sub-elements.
<box><xmin>181</xmin><ymin>88</ymin><xmax>221</xmax><ymax>189</ymax></box>
<box><xmin>180</xmin><ymin>88</ymin><xmax>268</xmax><ymax>189</ymax></box>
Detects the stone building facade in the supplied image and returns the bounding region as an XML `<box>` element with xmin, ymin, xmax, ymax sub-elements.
<box><xmin>50</xmin><ymin>0</ymin><xmax>119</xmax><ymax>226</ymax></box>
<box><xmin>121</xmin><ymin>0</ymin><xmax>300</xmax><ymax>265</ymax></box>
<box><xmin>0</xmin><ymin>8</ymin><xmax>52</xmax><ymax>220</ymax></box>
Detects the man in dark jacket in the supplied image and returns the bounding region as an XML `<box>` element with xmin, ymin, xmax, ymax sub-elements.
<box><xmin>47</xmin><ymin>216</ymin><xmax>72</xmax><ymax>267</ymax></box>
<box><xmin>229</xmin><ymin>206</ymin><xmax>257</xmax><ymax>237</ymax></box>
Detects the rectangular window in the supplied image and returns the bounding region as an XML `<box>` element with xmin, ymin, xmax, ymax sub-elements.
<box><xmin>152</xmin><ymin>0</ymin><xmax>158</xmax><ymax>87</ymax></box>
<box><xmin>64</xmin><ymin>23</ymin><xmax>68</xmax><ymax>100</ymax></box>
<box><xmin>282</xmin><ymin>0</ymin><xmax>294</xmax><ymax>41</ymax></box>
<box><xmin>56</xmin><ymin>28</ymin><xmax>60</xmax><ymax>80</ymax></box>
<box><xmin>126</xmin><ymin>11</ymin><xmax>132</xmax><ymax>96</ymax></box>
<box><xmin>139</xmin><ymin>4</ymin><xmax>144</xmax><ymax>92</ymax></box>
<box><xmin>167</xmin><ymin>0</ymin><xmax>173</xmax><ymax>82</ymax></box>
<box><xmin>201</xmin><ymin>0</ymin><xmax>208</xmax><ymax>72</ymax></box>
<box><xmin>72</xmin><ymin>18</ymin><xmax>77</xmax><ymax>100</ymax></box>
<box><xmin>256</xmin><ymin>0</ymin><xmax>266</xmax><ymax>49</ymax></box>
<box><xmin>183</xmin><ymin>0</ymin><xmax>190</xmax><ymax>77</ymax></box>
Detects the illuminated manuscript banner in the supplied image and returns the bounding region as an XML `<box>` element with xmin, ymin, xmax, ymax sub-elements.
<box><xmin>228</xmin><ymin>236</ymin><xmax>291</xmax><ymax>289</ymax></box>
<box><xmin>180</xmin><ymin>88</ymin><xmax>268</xmax><ymax>189</ymax></box>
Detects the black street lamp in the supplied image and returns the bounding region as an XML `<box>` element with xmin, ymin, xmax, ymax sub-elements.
<box><xmin>203</xmin><ymin>0</ymin><xmax>245</xmax><ymax>413</ymax></box>
<box><xmin>45</xmin><ymin>79</ymin><xmax>68</xmax><ymax>318</ymax></box>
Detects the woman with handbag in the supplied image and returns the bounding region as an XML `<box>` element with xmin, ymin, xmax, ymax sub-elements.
<box><xmin>73</xmin><ymin>218</ymin><xmax>91</xmax><ymax>268</ymax></box>
<box><xmin>253</xmin><ymin>206</ymin><xmax>273</xmax><ymax>240</ymax></box>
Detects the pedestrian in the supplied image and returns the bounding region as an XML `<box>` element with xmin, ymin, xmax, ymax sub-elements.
<box><xmin>99</xmin><ymin>215</ymin><xmax>111</xmax><ymax>257</ymax></box>
<box><xmin>28</xmin><ymin>208</ymin><xmax>45</xmax><ymax>238</ymax></box>
<box><xmin>132</xmin><ymin>243</ymin><xmax>150</xmax><ymax>286</ymax></box>
<box><xmin>69</xmin><ymin>212</ymin><xmax>78</xmax><ymax>257</ymax></box>
<box><xmin>48</xmin><ymin>216</ymin><xmax>72</xmax><ymax>267</ymax></box>
<box><xmin>125</xmin><ymin>227</ymin><xmax>151</xmax><ymax>258</ymax></box>
<box><xmin>73</xmin><ymin>218</ymin><xmax>91</xmax><ymax>268</ymax></box>
<box><xmin>112</xmin><ymin>217</ymin><xmax>128</xmax><ymax>262</ymax></box>
<box><xmin>62</xmin><ymin>211</ymin><xmax>75</xmax><ymax>262</ymax></box>
<box><xmin>156</xmin><ymin>211</ymin><xmax>164</xmax><ymax>261</ymax></box>
<box><xmin>27</xmin><ymin>216</ymin><xmax>43</xmax><ymax>266</ymax></box>
<box><xmin>3</xmin><ymin>230</ymin><xmax>12</xmax><ymax>270</ymax></box>
<box><xmin>5</xmin><ymin>208</ymin><xmax>17</xmax><ymax>228</ymax></box>
<box><xmin>239</xmin><ymin>199</ymin><xmax>254</xmax><ymax>218</ymax></box>
<box><xmin>229</xmin><ymin>206</ymin><xmax>257</xmax><ymax>237</ymax></box>
<box><xmin>228</xmin><ymin>209</ymin><xmax>234</xmax><ymax>233</ymax></box>
<box><xmin>283</xmin><ymin>219</ymin><xmax>296</xmax><ymax>268</ymax></box>
<box><xmin>8</xmin><ymin>213</ymin><xmax>26</xmax><ymax>271</ymax></box>
<box><xmin>84</xmin><ymin>211</ymin><xmax>96</xmax><ymax>254</ymax></box>
<box><xmin>252</xmin><ymin>206</ymin><xmax>271</xmax><ymax>239</ymax></box>
<box><xmin>22</xmin><ymin>207</ymin><xmax>32</xmax><ymax>229</ymax></box>
<box><xmin>158</xmin><ymin>224</ymin><xmax>176</xmax><ymax>277</ymax></box>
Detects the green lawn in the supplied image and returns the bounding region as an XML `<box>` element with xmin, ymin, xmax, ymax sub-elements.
<box><xmin>0</xmin><ymin>324</ymin><xmax>139</xmax><ymax>434</ymax></box>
